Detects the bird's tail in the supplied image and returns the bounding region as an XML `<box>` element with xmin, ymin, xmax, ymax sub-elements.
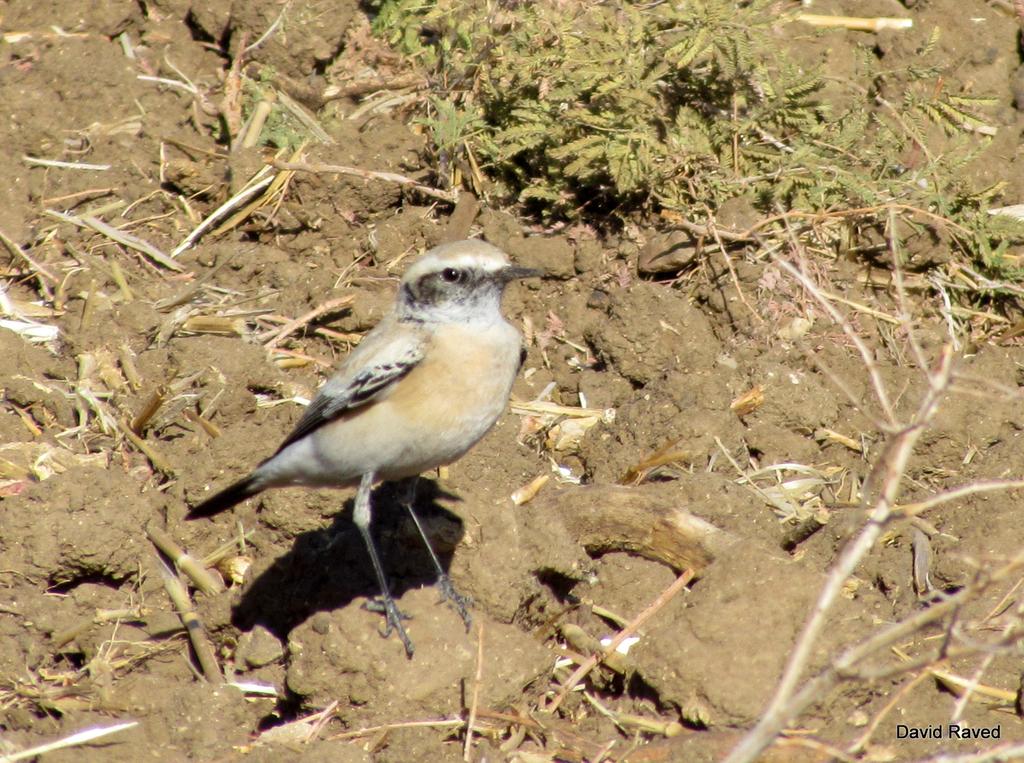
<box><xmin>189</xmin><ymin>475</ymin><xmax>260</xmax><ymax>518</ymax></box>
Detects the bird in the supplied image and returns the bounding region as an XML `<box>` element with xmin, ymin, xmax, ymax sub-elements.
<box><xmin>188</xmin><ymin>239</ymin><xmax>541</xmax><ymax>656</ymax></box>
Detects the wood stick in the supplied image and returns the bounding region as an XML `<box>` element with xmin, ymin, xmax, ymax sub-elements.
<box><xmin>321</xmin><ymin>73</ymin><xmax>426</xmax><ymax>102</ymax></box>
<box><xmin>463</xmin><ymin>623</ymin><xmax>485</xmax><ymax>762</ymax></box>
<box><xmin>544</xmin><ymin>570</ymin><xmax>694</xmax><ymax>712</ymax></box>
<box><xmin>442</xmin><ymin>191</ymin><xmax>480</xmax><ymax>243</ymax></box>
<box><xmin>795</xmin><ymin>13</ymin><xmax>912</xmax><ymax>32</ymax></box>
<box><xmin>0</xmin><ymin>227</ymin><xmax>59</xmax><ymax>284</ymax></box>
<box><xmin>118</xmin><ymin>419</ymin><xmax>175</xmax><ymax>477</ymax></box>
<box><xmin>261</xmin><ymin>295</ymin><xmax>354</xmax><ymax>350</ymax></box>
<box><xmin>522</xmin><ymin>484</ymin><xmax>733</xmax><ymax>574</ymax></box>
<box><xmin>129</xmin><ymin>386</ymin><xmax>167</xmax><ymax>435</ymax></box>
<box><xmin>46</xmin><ymin>209</ymin><xmax>184</xmax><ymax>272</ymax></box>
<box><xmin>152</xmin><ymin>549</ymin><xmax>223</xmax><ymax>683</ymax></box>
<box><xmin>146</xmin><ymin>525</ymin><xmax>224</xmax><ymax>596</ymax></box>
<box><xmin>272</xmin><ymin>159</ymin><xmax>458</xmax><ymax>204</ymax></box>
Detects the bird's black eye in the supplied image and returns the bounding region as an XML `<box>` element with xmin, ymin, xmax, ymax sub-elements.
<box><xmin>440</xmin><ymin>267</ymin><xmax>462</xmax><ymax>283</ymax></box>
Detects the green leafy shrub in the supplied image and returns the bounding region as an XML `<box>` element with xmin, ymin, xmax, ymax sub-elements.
<box><xmin>372</xmin><ymin>0</ymin><xmax>1023</xmax><ymax>281</ymax></box>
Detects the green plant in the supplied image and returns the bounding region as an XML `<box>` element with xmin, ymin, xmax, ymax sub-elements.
<box><xmin>372</xmin><ymin>0</ymin><xmax>1024</xmax><ymax>281</ymax></box>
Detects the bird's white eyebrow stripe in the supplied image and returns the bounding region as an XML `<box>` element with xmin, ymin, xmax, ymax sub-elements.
<box><xmin>431</xmin><ymin>253</ymin><xmax>506</xmax><ymax>273</ymax></box>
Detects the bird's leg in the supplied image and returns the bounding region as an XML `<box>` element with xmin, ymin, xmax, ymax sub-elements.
<box><xmin>400</xmin><ymin>477</ymin><xmax>473</xmax><ymax>631</ymax></box>
<box><xmin>354</xmin><ymin>471</ymin><xmax>414</xmax><ymax>657</ymax></box>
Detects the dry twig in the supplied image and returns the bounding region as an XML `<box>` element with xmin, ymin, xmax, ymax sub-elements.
<box><xmin>463</xmin><ymin>623</ymin><xmax>485</xmax><ymax>762</ymax></box>
<box><xmin>272</xmin><ymin>159</ymin><xmax>458</xmax><ymax>204</ymax></box>
<box><xmin>544</xmin><ymin>570</ymin><xmax>694</xmax><ymax>712</ymax></box>
<box><xmin>322</xmin><ymin>73</ymin><xmax>427</xmax><ymax>102</ymax></box>
<box><xmin>151</xmin><ymin>549</ymin><xmax>223</xmax><ymax>684</ymax></box>
<box><xmin>795</xmin><ymin>13</ymin><xmax>912</xmax><ymax>32</ymax></box>
<box><xmin>146</xmin><ymin>525</ymin><xmax>224</xmax><ymax>596</ymax></box>
<box><xmin>723</xmin><ymin>235</ymin><xmax>1024</xmax><ymax>760</ymax></box>
<box><xmin>46</xmin><ymin>210</ymin><xmax>184</xmax><ymax>272</ymax></box>
<box><xmin>0</xmin><ymin>227</ymin><xmax>59</xmax><ymax>285</ymax></box>
<box><xmin>260</xmin><ymin>295</ymin><xmax>355</xmax><ymax>350</ymax></box>
<box><xmin>171</xmin><ymin>167</ymin><xmax>275</xmax><ymax>256</ymax></box>
<box><xmin>0</xmin><ymin>721</ymin><xmax>138</xmax><ymax>762</ymax></box>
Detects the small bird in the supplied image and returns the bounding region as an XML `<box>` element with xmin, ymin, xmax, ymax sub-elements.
<box><xmin>189</xmin><ymin>239</ymin><xmax>540</xmax><ymax>656</ymax></box>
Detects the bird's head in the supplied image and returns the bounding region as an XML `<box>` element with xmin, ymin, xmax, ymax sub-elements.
<box><xmin>397</xmin><ymin>240</ymin><xmax>541</xmax><ymax>324</ymax></box>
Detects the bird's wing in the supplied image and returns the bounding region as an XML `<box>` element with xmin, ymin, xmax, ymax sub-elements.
<box><xmin>273</xmin><ymin>320</ymin><xmax>427</xmax><ymax>454</ymax></box>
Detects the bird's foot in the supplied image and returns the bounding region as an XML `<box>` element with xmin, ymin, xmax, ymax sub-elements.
<box><xmin>436</xmin><ymin>573</ymin><xmax>473</xmax><ymax>631</ymax></box>
<box><xmin>364</xmin><ymin>595</ymin><xmax>414</xmax><ymax>657</ymax></box>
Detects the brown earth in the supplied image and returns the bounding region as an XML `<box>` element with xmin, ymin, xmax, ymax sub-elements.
<box><xmin>2</xmin><ymin>0</ymin><xmax>1024</xmax><ymax>761</ymax></box>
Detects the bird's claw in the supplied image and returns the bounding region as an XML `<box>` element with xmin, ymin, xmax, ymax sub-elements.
<box><xmin>364</xmin><ymin>596</ymin><xmax>414</xmax><ymax>657</ymax></box>
<box><xmin>436</xmin><ymin>573</ymin><xmax>473</xmax><ymax>631</ymax></box>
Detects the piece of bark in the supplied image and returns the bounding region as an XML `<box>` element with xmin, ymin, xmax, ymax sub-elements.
<box><xmin>441</xmin><ymin>191</ymin><xmax>480</xmax><ymax>243</ymax></box>
<box><xmin>521</xmin><ymin>484</ymin><xmax>735</xmax><ymax>576</ymax></box>
<box><xmin>638</xmin><ymin>231</ymin><xmax>700</xmax><ymax>275</ymax></box>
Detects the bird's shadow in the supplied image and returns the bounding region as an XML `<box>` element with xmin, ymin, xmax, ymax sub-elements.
<box><xmin>232</xmin><ymin>479</ymin><xmax>463</xmax><ymax>642</ymax></box>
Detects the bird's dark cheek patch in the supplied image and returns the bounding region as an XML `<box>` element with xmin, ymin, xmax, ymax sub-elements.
<box><xmin>411</xmin><ymin>276</ymin><xmax>447</xmax><ymax>307</ymax></box>
<box><xmin>403</xmin><ymin>272</ymin><xmax>494</xmax><ymax>314</ymax></box>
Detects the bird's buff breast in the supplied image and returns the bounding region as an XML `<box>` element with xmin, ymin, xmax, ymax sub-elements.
<box><xmin>311</xmin><ymin>322</ymin><xmax>521</xmax><ymax>481</ymax></box>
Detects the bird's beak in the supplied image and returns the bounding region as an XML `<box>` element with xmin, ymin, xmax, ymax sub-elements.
<box><xmin>500</xmin><ymin>265</ymin><xmax>544</xmax><ymax>281</ymax></box>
